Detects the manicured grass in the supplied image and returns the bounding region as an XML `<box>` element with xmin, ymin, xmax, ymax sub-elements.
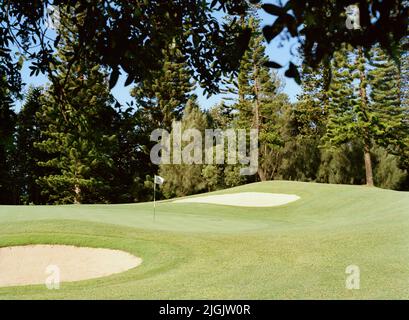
<box><xmin>0</xmin><ymin>181</ymin><xmax>408</xmax><ymax>299</ymax></box>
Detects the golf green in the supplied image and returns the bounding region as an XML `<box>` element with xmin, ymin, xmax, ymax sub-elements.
<box><xmin>0</xmin><ymin>180</ymin><xmax>408</xmax><ymax>299</ymax></box>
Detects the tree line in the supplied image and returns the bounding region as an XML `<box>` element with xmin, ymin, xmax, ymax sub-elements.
<box><xmin>0</xmin><ymin>12</ymin><xmax>408</xmax><ymax>205</ymax></box>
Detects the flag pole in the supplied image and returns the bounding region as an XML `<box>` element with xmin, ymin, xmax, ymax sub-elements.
<box><xmin>153</xmin><ymin>179</ymin><xmax>156</xmax><ymax>221</ymax></box>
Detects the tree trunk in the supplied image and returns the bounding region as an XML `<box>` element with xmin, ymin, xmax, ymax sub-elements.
<box><xmin>364</xmin><ymin>143</ymin><xmax>374</xmax><ymax>187</ymax></box>
<box><xmin>253</xmin><ymin>66</ymin><xmax>264</xmax><ymax>181</ymax></box>
<box><xmin>257</xmin><ymin>168</ymin><xmax>267</xmax><ymax>181</ymax></box>
<box><xmin>74</xmin><ymin>184</ymin><xmax>81</xmax><ymax>204</ymax></box>
<box><xmin>357</xmin><ymin>47</ymin><xmax>375</xmax><ymax>187</ymax></box>
<box><xmin>253</xmin><ymin>72</ymin><xmax>261</xmax><ymax>131</ymax></box>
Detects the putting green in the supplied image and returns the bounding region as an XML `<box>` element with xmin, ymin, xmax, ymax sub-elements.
<box><xmin>0</xmin><ymin>181</ymin><xmax>408</xmax><ymax>299</ymax></box>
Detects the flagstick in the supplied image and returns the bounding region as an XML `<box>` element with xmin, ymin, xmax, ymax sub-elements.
<box><xmin>153</xmin><ymin>181</ymin><xmax>156</xmax><ymax>221</ymax></box>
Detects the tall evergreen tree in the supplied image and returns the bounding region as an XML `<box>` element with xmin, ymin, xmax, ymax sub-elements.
<box><xmin>368</xmin><ymin>45</ymin><xmax>407</xmax><ymax>153</ymax></box>
<box><xmin>14</xmin><ymin>87</ymin><xmax>49</xmax><ymax>204</ymax></box>
<box><xmin>108</xmin><ymin>105</ymin><xmax>156</xmax><ymax>203</ymax></box>
<box><xmin>398</xmin><ymin>36</ymin><xmax>409</xmax><ymax>176</ymax></box>
<box><xmin>231</xmin><ymin>16</ymin><xmax>287</xmax><ymax>181</ymax></box>
<box><xmin>297</xmin><ymin>57</ymin><xmax>332</xmax><ymax>136</ymax></box>
<box><xmin>323</xmin><ymin>46</ymin><xmax>377</xmax><ymax>186</ymax></box>
<box><xmin>279</xmin><ymin>57</ymin><xmax>332</xmax><ymax>183</ymax></box>
<box><xmin>130</xmin><ymin>39</ymin><xmax>194</xmax><ymax>193</ymax></box>
<box><xmin>323</xmin><ymin>46</ymin><xmax>356</xmax><ymax>147</ymax></box>
<box><xmin>323</xmin><ymin>44</ymin><xmax>407</xmax><ymax>187</ymax></box>
<box><xmin>400</xmin><ymin>36</ymin><xmax>409</xmax><ymax>110</ymax></box>
<box><xmin>131</xmin><ymin>42</ymin><xmax>193</xmax><ymax>131</ymax></box>
<box><xmin>323</xmin><ymin>45</ymin><xmax>375</xmax><ymax>186</ymax></box>
<box><xmin>0</xmin><ymin>75</ymin><xmax>16</xmax><ymax>204</ymax></box>
<box><xmin>354</xmin><ymin>46</ymin><xmax>374</xmax><ymax>186</ymax></box>
<box><xmin>320</xmin><ymin>46</ymin><xmax>366</xmax><ymax>183</ymax></box>
<box><xmin>35</xmin><ymin>7</ymin><xmax>117</xmax><ymax>204</ymax></box>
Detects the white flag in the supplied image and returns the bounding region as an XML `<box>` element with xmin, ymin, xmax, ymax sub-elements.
<box><xmin>154</xmin><ymin>175</ymin><xmax>165</xmax><ymax>185</ymax></box>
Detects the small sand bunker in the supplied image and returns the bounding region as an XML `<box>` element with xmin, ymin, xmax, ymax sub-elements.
<box><xmin>173</xmin><ymin>192</ymin><xmax>300</xmax><ymax>207</ymax></box>
<box><xmin>0</xmin><ymin>245</ymin><xmax>141</xmax><ymax>287</ymax></box>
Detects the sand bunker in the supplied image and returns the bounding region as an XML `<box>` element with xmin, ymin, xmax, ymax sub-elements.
<box><xmin>173</xmin><ymin>192</ymin><xmax>300</xmax><ymax>207</ymax></box>
<box><xmin>0</xmin><ymin>245</ymin><xmax>141</xmax><ymax>287</ymax></box>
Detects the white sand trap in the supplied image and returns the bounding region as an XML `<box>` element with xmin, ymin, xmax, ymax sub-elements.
<box><xmin>173</xmin><ymin>192</ymin><xmax>300</xmax><ymax>207</ymax></box>
<box><xmin>0</xmin><ymin>245</ymin><xmax>142</xmax><ymax>287</ymax></box>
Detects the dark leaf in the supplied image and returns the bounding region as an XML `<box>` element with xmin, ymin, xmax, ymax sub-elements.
<box><xmin>262</xmin><ymin>17</ymin><xmax>284</xmax><ymax>43</ymax></box>
<box><xmin>283</xmin><ymin>14</ymin><xmax>298</xmax><ymax>37</ymax></box>
<box><xmin>109</xmin><ymin>68</ymin><xmax>120</xmax><ymax>89</ymax></box>
<box><xmin>262</xmin><ymin>4</ymin><xmax>285</xmax><ymax>16</ymax></box>
<box><xmin>284</xmin><ymin>62</ymin><xmax>301</xmax><ymax>84</ymax></box>
<box><xmin>262</xmin><ymin>25</ymin><xmax>274</xmax><ymax>43</ymax></box>
<box><xmin>124</xmin><ymin>74</ymin><xmax>134</xmax><ymax>87</ymax></box>
<box><xmin>54</xmin><ymin>35</ymin><xmax>61</xmax><ymax>48</ymax></box>
<box><xmin>264</xmin><ymin>61</ymin><xmax>282</xmax><ymax>69</ymax></box>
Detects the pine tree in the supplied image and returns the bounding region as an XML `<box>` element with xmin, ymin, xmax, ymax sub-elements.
<box><xmin>277</xmin><ymin>103</ymin><xmax>322</xmax><ymax>182</ymax></box>
<box><xmin>35</xmin><ymin>7</ymin><xmax>117</xmax><ymax>204</ymax></box>
<box><xmin>14</xmin><ymin>87</ymin><xmax>49</xmax><ymax>204</ymax></box>
<box><xmin>231</xmin><ymin>15</ymin><xmax>286</xmax><ymax>181</ymax></box>
<box><xmin>323</xmin><ymin>46</ymin><xmax>378</xmax><ymax>186</ymax></box>
<box><xmin>130</xmin><ymin>39</ymin><xmax>194</xmax><ymax>194</ymax></box>
<box><xmin>296</xmin><ymin>57</ymin><xmax>331</xmax><ymax>136</ymax></box>
<box><xmin>0</xmin><ymin>75</ymin><xmax>16</xmax><ymax>204</ymax></box>
<box><xmin>401</xmin><ymin>36</ymin><xmax>409</xmax><ymax>110</ymax></box>
<box><xmin>323</xmin><ymin>44</ymin><xmax>407</xmax><ymax>187</ymax></box>
<box><xmin>398</xmin><ymin>36</ymin><xmax>409</xmax><ymax>173</ymax></box>
<box><xmin>107</xmin><ymin>105</ymin><xmax>157</xmax><ymax>203</ymax></box>
<box><xmin>131</xmin><ymin>41</ymin><xmax>193</xmax><ymax>131</ymax></box>
<box><xmin>324</xmin><ymin>47</ymin><xmax>356</xmax><ymax>143</ymax></box>
<box><xmin>322</xmin><ymin>45</ymin><xmax>374</xmax><ymax>185</ymax></box>
<box><xmin>354</xmin><ymin>47</ymin><xmax>374</xmax><ymax>186</ymax></box>
<box><xmin>277</xmin><ymin>56</ymin><xmax>332</xmax><ymax>183</ymax></box>
<box><xmin>368</xmin><ymin>45</ymin><xmax>406</xmax><ymax>151</ymax></box>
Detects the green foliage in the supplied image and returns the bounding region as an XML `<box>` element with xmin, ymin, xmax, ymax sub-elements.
<box><xmin>201</xmin><ymin>165</ymin><xmax>221</xmax><ymax>192</ymax></box>
<box><xmin>0</xmin><ymin>75</ymin><xmax>17</xmax><ymax>204</ymax></box>
<box><xmin>321</xmin><ymin>45</ymin><xmax>408</xmax><ymax>186</ymax></box>
<box><xmin>159</xmin><ymin>99</ymin><xmax>209</xmax><ymax>199</ymax></box>
<box><xmin>278</xmin><ymin>137</ymin><xmax>321</xmax><ymax>182</ymax></box>
<box><xmin>2</xmin><ymin>5</ymin><xmax>409</xmax><ymax>206</ymax></box>
<box><xmin>292</xmin><ymin>43</ymin><xmax>409</xmax><ymax>190</ymax></box>
<box><xmin>323</xmin><ymin>45</ymin><xmax>357</xmax><ymax>147</ymax></box>
<box><xmin>223</xmin><ymin>165</ymin><xmax>246</xmax><ymax>188</ymax></box>
<box><xmin>373</xmin><ymin>147</ymin><xmax>407</xmax><ymax>190</ymax></box>
<box><xmin>108</xmin><ymin>107</ymin><xmax>154</xmax><ymax>203</ymax></box>
<box><xmin>35</xmin><ymin>10</ymin><xmax>117</xmax><ymax>204</ymax></box>
<box><xmin>2</xmin><ymin>1</ymin><xmax>254</xmax><ymax>96</ymax></box>
<box><xmin>229</xmin><ymin>15</ymin><xmax>288</xmax><ymax>181</ymax></box>
<box><xmin>14</xmin><ymin>87</ymin><xmax>50</xmax><ymax>204</ymax></box>
<box><xmin>401</xmin><ymin>36</ymin><xmax>409</xmax><ymax>110</ymax></box>
<box><xmin>261</xmin><ymin>1</ymin><xmax>407</xmax><ymax>81</ymax></box>
<box><xmin>131</xmin><ymin>42</ymin><xmax>193</xmax><ymax>131</ymax></box>
<box><xmin>317</xmin><ymin>142</ymin><xmax>365</xmax><ymax>185</ymax></box>
<box><xmin>368</xmin><ymin>46</ymin><xmax>407</xmax><ymax>151</ymax></box>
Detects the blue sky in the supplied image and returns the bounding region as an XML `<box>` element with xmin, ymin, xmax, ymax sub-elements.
<box><xmin>16</xmin><ymin>6</ymin><xmax>301</xmax><ymax>111</ymax></box>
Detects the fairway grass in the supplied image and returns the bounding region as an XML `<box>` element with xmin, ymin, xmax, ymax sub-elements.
<box><xmin>0</xmin><ymin>181</ymin><xmax>408</xmax><ymax>299</ymax></box>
